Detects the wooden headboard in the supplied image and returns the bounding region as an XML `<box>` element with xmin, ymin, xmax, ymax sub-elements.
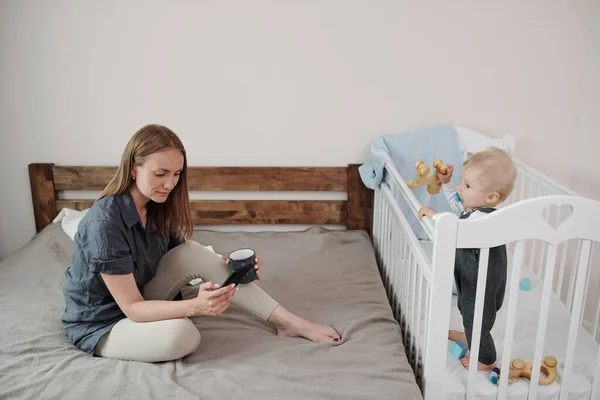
<box><xmin>28</xmin><ymin>164</ymin><xmax>373</xmax><ymax>234</ymax></box>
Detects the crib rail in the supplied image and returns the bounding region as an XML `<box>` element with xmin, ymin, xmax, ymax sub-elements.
<box><xmin>450</xmin><ymin>196</ymin><xmax>600</xmax><ymax>400</ymax></box>
<box><xmin>504</xmin><ymin>160</ymin><xmax>599</xmax><ymax>340</ymax></box>
<box><xmin>372</xmin><ymin>174</ymin><xmax>434</xmax><ymax>388</ymax></box>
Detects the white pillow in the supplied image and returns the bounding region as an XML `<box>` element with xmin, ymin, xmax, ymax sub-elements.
<box><xmin>53</xmin><ymin>208</ymin><xmax>90</xmax><ymax>240</ymax></box>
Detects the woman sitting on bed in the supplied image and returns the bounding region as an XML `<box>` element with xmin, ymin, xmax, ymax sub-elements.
<box><xmin>61</xmin><ymin>124</ymin><xmax>341</xmax><ymax>363</ymax></box>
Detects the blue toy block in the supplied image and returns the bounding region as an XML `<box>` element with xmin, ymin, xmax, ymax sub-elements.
<box><xmin>490</xmin><ymin>368</ymin><xmax>500</xmax><ymax>385</ymax></box>
<box><xmin>450</xmin><ymin>341</ymin><xmax>468</xmax><ymax>359</ymax></box>
<box><xmin>489</xmin><ymin>367</ymin><xmax>500</xmax><ymax>384</ymax></box>
<box><xmin>520</xmin><ymin>277</ymin><xmax>531</xmax><ymax>291</ymax></box>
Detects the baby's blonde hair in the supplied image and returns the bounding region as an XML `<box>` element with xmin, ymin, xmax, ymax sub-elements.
<box><xmin>461</xmin><ymin>147</ymin><xmax>517</xmax><ymax>203</ymax></box>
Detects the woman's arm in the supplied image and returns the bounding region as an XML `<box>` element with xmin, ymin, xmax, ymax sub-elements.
<box><xmin>101</xmin><ymin>273</ymin><xmax>237</xmax><ymax>322</ymax></box>
<box><xmin>87</xmin><ymin>220</ymin><xmax>236</xmax><ymax>322</ymax></box>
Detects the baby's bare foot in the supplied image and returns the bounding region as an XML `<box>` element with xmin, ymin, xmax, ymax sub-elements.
<box><xmin>448</xmin><ymin>330</ymin><xmax>468</xmax><ymax>347</ymax></box>
<box><xmin>460</xmin><ymin>356</ymin><xmax>497</xmax><ymax>371</ymax></box>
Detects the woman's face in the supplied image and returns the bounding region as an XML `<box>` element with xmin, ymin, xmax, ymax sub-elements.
<box><xmin>132</xmin><ymin>148</ymin><xmax>184</xmax><ymax>203</ymax></box>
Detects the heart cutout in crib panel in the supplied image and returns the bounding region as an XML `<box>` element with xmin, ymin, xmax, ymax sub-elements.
<box><xmin>543</xmin><ymin>204</ymin><xmax>574</xmax><ymax>230</ymax></box>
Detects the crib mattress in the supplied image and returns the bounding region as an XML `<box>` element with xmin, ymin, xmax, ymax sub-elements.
<box><xmin>420</xmin><ymin>240</ymin><xmax>599</xmax><ymax>400</ymax></box>
<box><xmin>0</xmin><ymin>223</ymin><xmax>422</xmax><ymax>400</ymax></box>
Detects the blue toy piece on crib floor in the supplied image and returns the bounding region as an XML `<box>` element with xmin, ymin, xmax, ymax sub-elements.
<box><xmin>489</xmin><ymin>367</ymin><xmax>500</xmax><ymax>384</ymax></box>
<box><xmin>450</xmin><ymin>341</ymin><xmax>468</xmax><ymax>359</ymax></box>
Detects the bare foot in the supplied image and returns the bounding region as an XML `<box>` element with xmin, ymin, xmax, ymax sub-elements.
<box><xmin>460</xmin><ymin>356</ymin><xmax>497</xmax><ymax>371</ymax></box>
<box><xmin>448</xmin><ymin>330</ymin><xmax>468</xmax><ymax>347</ymax></box>
<box><xmin>268</xmin><ymin>305</ymin><xmax>341</xmax><ymax>343</ymax></box>
<box><xmin>276</xmin><ymin>320</ymin><xmax>341</xmax><ymax>343</ymax></box>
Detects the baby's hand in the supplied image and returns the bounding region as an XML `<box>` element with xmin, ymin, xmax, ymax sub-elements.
<box><xmin>437</xmin><ymin>165</ymin><xmax>454</xmax><ymax>184</ymax></box>
<box><xmin>418</xmin><ymin>207</ymin><xmax>438</xmax><ymax>220</ymax></box>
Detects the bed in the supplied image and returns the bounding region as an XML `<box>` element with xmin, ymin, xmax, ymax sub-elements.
<box><xmin>373</xmin><ymin>127</ymin><xmax>600</xmax><ymax>400</ymax></box>
<box><xmin>5</xmin><ymin>127</ymin><xmax>600</xmax><ymax>400</ymax></box>
<box><xmin>0</xmin><ymin>164</ymin><xmax>423</xmax><ymax>400</ymax></box>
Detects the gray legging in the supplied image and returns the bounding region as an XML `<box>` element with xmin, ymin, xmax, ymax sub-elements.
<box><xmin>455</xmin><ymin>245</ymin><xmax>507</xmax><ymax>365</ymax></box>
<box><xmin>95</xmin><ymin>241</ymin><xmax>279</xmax><ymax>362</ymax></box>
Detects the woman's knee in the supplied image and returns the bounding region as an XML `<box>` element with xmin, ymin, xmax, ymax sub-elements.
<box><xmin>160</xmin><ymin>240</ymin><xmax>211</xmax><ymax>272</ymax></box>
<box><xmin>165</xmin><ymin>318</ymin><xmax>201</xmax><ymax>359</ymax></box>
<box><xmin>169</xmin><ymin>240</ymin><xmax>215</xmax><ymax>260</ymax></box>
<box><xmin>95</xmin><ymin>318</ymin><xmax>201</xmax><ymax>362</ymax></box>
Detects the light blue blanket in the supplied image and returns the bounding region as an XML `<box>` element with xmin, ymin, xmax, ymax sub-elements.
<box><xmin>359</xmin><ymin>125</ymin><xmax>464</xmax><ymax>240</ymax></box>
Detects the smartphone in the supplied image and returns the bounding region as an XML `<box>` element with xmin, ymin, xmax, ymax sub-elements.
<box><xmin>219</xmin><ymin>263</ymin><xmax>255</xmax><ymax>288</ymax></box>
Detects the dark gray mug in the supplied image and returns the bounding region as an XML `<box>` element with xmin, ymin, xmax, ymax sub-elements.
<box><xmin>228</xmin><ymin>248</ymin><xmax>257</xmax><ymax>284</ymax></box>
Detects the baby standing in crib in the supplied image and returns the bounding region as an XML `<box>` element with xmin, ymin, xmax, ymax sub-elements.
<box><xmin>418</xmin><ymin>147</ymin><xmax>517</xmax><ymax>371</ymax></box>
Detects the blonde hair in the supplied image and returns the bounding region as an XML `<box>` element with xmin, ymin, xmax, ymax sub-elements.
<box><xmin>99</xmin><ymin>124</ymin><xmax>193</xmax><ymax>239</ymax></box>
<box><xmin>461</xmin><ymin>147</ymin><xmax>517</xmax><ymax>203</ymax></box>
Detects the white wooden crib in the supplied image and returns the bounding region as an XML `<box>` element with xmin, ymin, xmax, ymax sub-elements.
<box><xmin>372</xmin><ymin>127</ymin><xmax>600</xmax><ymax>400</ymax></box>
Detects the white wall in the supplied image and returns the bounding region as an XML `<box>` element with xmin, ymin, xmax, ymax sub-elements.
<box><xmin>1</xmin><ymin>0</ymin><xmax>599</xmax><ymax>261</ymax></box>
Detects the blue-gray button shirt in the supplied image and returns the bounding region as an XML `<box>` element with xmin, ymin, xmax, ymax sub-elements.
<box><xmin>62</xmin><ymin>192</ymin><xmax>183</xmax><ymax>354</ymax></box>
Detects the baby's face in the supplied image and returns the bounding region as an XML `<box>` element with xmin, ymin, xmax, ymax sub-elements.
<box><xmin>457</xmin><ymin>170</ymin><xmax>491</xmax><ymax>209</ymax></box>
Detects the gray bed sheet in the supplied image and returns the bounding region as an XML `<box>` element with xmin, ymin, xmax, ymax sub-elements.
<box><xmin>0</xmin><ymin>223</ymin><xmax>422</xmax><ymax>400</ymax></box>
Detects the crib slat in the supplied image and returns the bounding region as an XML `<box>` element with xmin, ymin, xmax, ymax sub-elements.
<box><xmin>383</xmin><ymin>205</ymin><xmax>391</xmax><ymax>294</ymax></box>
<box><xmin>527</xmin><ymin>182</ymin><xmax>537</xmax><ymax>275</ymax></box>
<box><xmin>390</xmin><ymin>182</ymin><xmax>399</xmax><ymax>318</ymax></box>
<box><xmin>374</xmin><ymin>189</ymin><xmax>382</xmax><ymax>265</ymax></box>
<box><xmin>373</xmin><ymin>189</ymin><xmax>382</xmax><ymax>260</ymax></box>
<box><xmin>415</xmin><ymin>272</ymin><xmax>424</xmax><ymax>380</ymax></box>
<box><xmin>401</xmin><ymin>240</ymin><xmax>407</xmax><ymax>315</ymax></box>
<box><xmin>392</xmin><ymin>220</ymin><xmax>398</xmax><ymax>303</ymax></box>
<box><xmin>381</xmin><ymin>203</ymin><xmax>390</xmax><ymax>290</ymax></box>
<box><xmin>396</xmin><ymin>237</ymin><xmax>403</xmax><ymax>320</ymax></box>
<box><xmin>404</xmin><ymin>250</ymin><xmax>411</xmax><ymax>361</ymax></box>
<box><xmin>406</xmin><ymin>252</ymin><xmax>413</xmax><ymax>359</ymax></box>
<box><xmin>567</xmin><ymin>240</ymin><xmax>583</xmax><ymax>312</ymax></box>
<box><xmin>403</xmin><ymin>249</ymin><xmax>412</xmax><ymax>345</ymax></box>
<box><xmin>591</xmin><ymin>349</ymin><xmax>600</xmax><ymax>400</ymax></box>
<box><xmin>528</xmin><ymin>244</ymin><xmax>558</xmax><ymax>400</ymax></box>
<box><xmin>556</xmin><ymin>239</ymin><xmax>568</xmax><ymax>298</ymax></box>
<box><xmin>540</xmin><ymin>191</ymin><xmax>550</xmax><ymax>281</ymax></box>
<box><xmin>410</xmin><ymin>254</ymin><xmax>418</xmax><ymax>363</ymax></box>
<box><xmin>398</xmin><ymin>226</ymin><xmax>405</xmax><ymax>320</ymax></box>
<box><xmin>394</xmin><ymin>219</ymin><xmax>401</xmax><ymax>322</ymax></box>
<box><xmin>408</xmin><ymin>255</ymin><xmax>416</xmax><ymax>364</ymax></box>
<box><xmin>391</xmin><ymin>222</ymin><xmax>399</xmax><ymax>320</ymax></box>
<box><xmin>593</xmin><ymin>265</ymin><xmax>600</xmax><ymax>340</ymax></box>
<box><xmin>580</xmin><ymin>243</ymin><xmax>595</xmax><ymax>327</ymax></box>
<box><xmin>401</xmin><ymin>235</ymin><xmax>409</xmax><ymax>353</ymax></box>
<box><xmin>466</xmin><ymin>248</ymin><xmax>490</xmax><ymax>400</ymax></box>
<box><xmin>399</xmin><ymin>231</ymin><xmax>407</xmax><ymax>328</ymax></box>
<box><xmin>395</xmin><ymin>224</ymin><xmax>401</xmax><ymax>322</ymax></box>
<box><xmin>560</xmin><ymin>240</ymin><xmax>593</xmax><ymax>400</ymax></box>
<box><xmin>507</xmin><ymin>171</ymin><xmax>518</xmax><ymax>205</ymax></box>
<box><xmin>530</xmin><ymin>240</ymin><xmax>539</xmax><ymax>277</ymax></box>
<box><xmin>519</xmin><ymin>170</ymin><xmax>526</xmax><ymax>203</ymax></box>
<box><xmin>498</xmin><ymin>241</ymin><xmax>525</xmax><ymax>398</ymax></box>
<box><xmin>423</xmin><ymin>279</ymin><xmax>431</xmax><ymax>375</ymax></box>
<box><xmin>402</xmin><ymin>244</ymin><xmax>414</xmax><ymax>325</ymax></box>
<box><xmin>405</xmin><ymin>249</ymin><xmax>412</xmax><ymax>340</ymax></box>
<box><xmin>389</xmin><ymin>225</ymin><xmax>395</xmax><ymax>295</ymax></box>
<box><xmin>379</xmin><ymin>190</ymin><xmax>386</xmax><ymax>267</ymax></box>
